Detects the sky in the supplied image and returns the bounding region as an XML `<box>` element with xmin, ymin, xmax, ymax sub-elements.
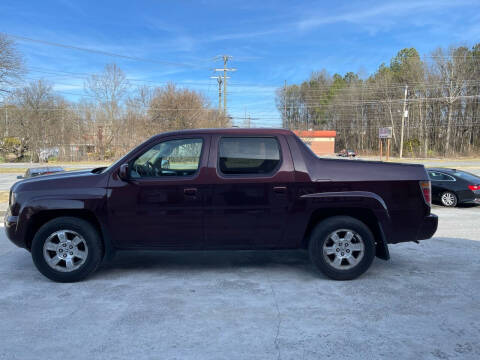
<box><xmin>1</xmin><ymin>0</ymin><xmax>479</xmax><ymax>127</ymax></box>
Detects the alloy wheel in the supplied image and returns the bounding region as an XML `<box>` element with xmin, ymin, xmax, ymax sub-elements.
<box><xmin>441</xmin><ymin>192</ymin><xmax>456</xmax><ymax>207</ymax></box>
<box><xmin>43</xmin><ymin>230</ymin><xmax>89</xmax><ymax>272</ymax></box>
<box><xmin>322</xmin><ymin>229</ymin><xmax>365</xmax><ymax>270</ymax></box>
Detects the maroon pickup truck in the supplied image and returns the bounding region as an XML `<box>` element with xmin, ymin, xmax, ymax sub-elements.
<box><xmin>5</xmin><ymin>128</ymin><xmax>437</xmax><ymax>282</ymax></box>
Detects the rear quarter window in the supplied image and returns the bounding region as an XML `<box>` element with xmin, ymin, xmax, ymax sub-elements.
<box><xmin>452</xmin><ymin>171</ymin><xmax>480</xmax><ymax>183</ymax></box>
<box><xmin>218</xmin><ymin>137</ymin><xmax>281</xmax><ymax>175</ymax></box>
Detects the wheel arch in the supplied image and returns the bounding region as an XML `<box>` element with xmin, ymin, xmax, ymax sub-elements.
<box><xmin>302</xmin><ymin>207</ymin><xmax>390</xmax><ymax>260</ymax></box>
<box><xmin>24</xmin><ymin>209</ymin><xmax>111</xmax><ymax>257</ymax></box>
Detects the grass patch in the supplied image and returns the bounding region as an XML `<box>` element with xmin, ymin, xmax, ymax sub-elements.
<box><xmin>0</xmin><ymin>168</ymin><xmax>28</xmax><ymax>173</ymax></box>
<box><xmin>0</xmin><ymin>191</ymin><xmax>9</xmax><ymax>203</ymax></box>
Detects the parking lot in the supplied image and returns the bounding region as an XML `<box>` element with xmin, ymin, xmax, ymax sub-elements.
<box><xmin>1</xmin><ymin>201</ymin><xmax>479</xmax><ymax>360</ymax></box>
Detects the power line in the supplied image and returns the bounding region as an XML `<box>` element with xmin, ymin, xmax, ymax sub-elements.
<box><xmin>5</xmin><ymin>33</ymin><xmax>199</xmax><ymax>68</ymax></box>
<box><xmin>27</xmin><ymin>66</ymin><xmax>220</xmax><ymax>86</ymax></box>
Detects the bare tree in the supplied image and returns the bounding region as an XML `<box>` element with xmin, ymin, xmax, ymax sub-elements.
<box><xmin>0</xmin><ymin>34</ymin><xmax>24</xmax><ymax>94</ymax></box>
<box><xmin>431</xmin><ymin>47</ymin><xmax>471</xmax><ymax>154</ymax></box>
<box><xmin>148</xmin><ymin>83</ymin><xmax>229</xmax><ymax>132</ymax></box>
<box><xmin>7</xmin><ymin>80</ymin><xmax>68</xmax><ymax>161</ymax></box>
<box><xmin>84</xmin><ymin>63</ymin><xmax>129</xmax><ymax>158</ymax></box>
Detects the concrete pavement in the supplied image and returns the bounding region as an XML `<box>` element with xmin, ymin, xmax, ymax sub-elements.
<box><xmin>0</xmin><ymin>204</ymin><xmax>479</xmax><ymax>360</ymax></box>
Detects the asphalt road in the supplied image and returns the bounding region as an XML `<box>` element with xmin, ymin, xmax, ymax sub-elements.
<box><xmin>0</xmin><ymin>174</ymin><xmax>22</xmax><ymax>191</ymax></box>
<box><xmin>1</xmin><ymin>205</ymin><xmax>479</xmax><ymax>360</ymax></box>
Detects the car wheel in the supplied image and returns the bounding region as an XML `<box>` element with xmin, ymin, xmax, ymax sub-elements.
<box><xmin>308</xmin><ymin>216</ymin><xmax>375</xmax><ymax>280</ymax></box>
<box><xmin>440</xmin><ymin>191</ymin><xmax>458</xmax><ymax>207</ymax></box>
<box><xmin>31</xmin><ymin>217</ymin><xmax>104</xmax><ymax>282</ymax></box>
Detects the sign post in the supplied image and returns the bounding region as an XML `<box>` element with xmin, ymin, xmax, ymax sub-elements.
<box><xmin>379</xmin><ymin>127</ymin><xmax>393</xmax><ymax>161</ymax></box>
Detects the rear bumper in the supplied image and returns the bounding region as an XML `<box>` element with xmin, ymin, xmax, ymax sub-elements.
<box><xmin>459</xmin><ymin>190</ymin><xmax>480</xmax><ymax>204</ymax></box>
<box><xmin>463</xmin><ymin>193</ymin><xmax>480</xmax><ymax>204</ymax></box>
<box><xmin>417</xmin><ymin>213</ymin><xmax>438</xmax><ymax>240</ymax></box>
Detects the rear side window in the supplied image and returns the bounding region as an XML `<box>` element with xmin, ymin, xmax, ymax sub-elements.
<box><xmin>452</xmin><ymin>171</ymin><xmax>480</xmax><ymax>183</ymax></box>
<box><xmin>219</xmin><ymin>137</ymin><xmax>281</xmax><ymax>175</ymax></box>
<box><xmin>428</xmin><ymin>171</ymin><xmax>455</xmax><ymax>181</ymax></box>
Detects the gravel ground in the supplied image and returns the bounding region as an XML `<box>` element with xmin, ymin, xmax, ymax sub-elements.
<box><xmin>0</xmin><ymin>204</ymin><xmax>479</xmax><ymax>360</ymax></box>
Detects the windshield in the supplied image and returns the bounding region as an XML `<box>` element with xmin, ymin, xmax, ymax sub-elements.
<box><xmin>100</xmin><ymin>139</ymin><xmax>154</xmax><ymax>174</ymax></box>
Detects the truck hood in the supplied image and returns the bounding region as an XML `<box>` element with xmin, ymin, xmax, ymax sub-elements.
<box><xmin>12</xmin><ymin>168</ymin><xmax>107</xmax><ymax>192</ymax></box>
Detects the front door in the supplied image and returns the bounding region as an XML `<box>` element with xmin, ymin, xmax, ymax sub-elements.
<box><xmin>204</xmin><ymin>135</ymin><xmax>294</xmax><ymax>249</ymax></box>
<box><xmin>107</xmin><ymin>136</ymin><xmax>209</xmax><ymax>249</ymax></box>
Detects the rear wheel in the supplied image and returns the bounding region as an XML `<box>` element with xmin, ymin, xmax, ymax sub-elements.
<box><xmin>440</xmin><ymin>191</ymin><xmax>457</xmax><ymax>207</ymax></box>
<box><xmin>31</xmin><ymin>217</ymin><xmax>103</xmax><ymax>282</ymax></box>
<box><xmin>309</xmin><ymin>216</ymin><xmax>375</xmax><ymax>280</ymax></box>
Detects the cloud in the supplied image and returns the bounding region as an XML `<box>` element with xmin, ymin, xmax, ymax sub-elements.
<box><xmin>205</xmin><ymin>29</ymin><xmax>283</xmax><ymax>42</ymax></box>
<box><xmin>52</xmin><ymin>83</ymin><xmax>83</xmax><ymax>91</ymax></box>
<box><xmin>297</xmin><ymin>0</ymin><xmax>475</xmax><ymax>31</ymax></box>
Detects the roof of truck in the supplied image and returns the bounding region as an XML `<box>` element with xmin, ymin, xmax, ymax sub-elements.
<box><xmin>154</xmin><ymin>128</ymin><xmax>295</xmax><ymax>137</ymax></box>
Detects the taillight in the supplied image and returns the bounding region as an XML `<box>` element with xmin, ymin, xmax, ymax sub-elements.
<box><xmin>420</xmin><ymin>181</ymin><xmax>431</xmax><ymax>205</ymax></box>
<box><xmin>468</xmin><ymin>185</ymin><xmax>480</xmax><ymax>191</ymax></box>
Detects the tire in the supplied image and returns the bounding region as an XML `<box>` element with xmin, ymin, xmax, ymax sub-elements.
<box><xmin>440</xmin><ymin>191</ymin><xmax>458</xmax><ymax>207</ymax></box>
<box><xmin>308</xmin><ymin>216</ymin><xmax>375</xmax><ymax>280</ymax></box>
<box><xmin>31</xmin><ymin>217</ymin><xmax>104</xmax><ymax>282</ymax></box>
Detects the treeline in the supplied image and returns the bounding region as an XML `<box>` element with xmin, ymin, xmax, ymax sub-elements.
<box><xmin>0</xmin><ymin>35</ymin><xmax>228</xmax><ymax>161</ymax></box>
<box><xmin>276</xmin><ymin>45</ymin><xmax>480</xmax><ymax>157</ymax></box>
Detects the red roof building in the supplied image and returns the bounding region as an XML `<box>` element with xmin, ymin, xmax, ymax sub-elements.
<box><xmin>293</xmin><ymin>130</ymin><xmax>337</xmax><ymax>155</ymax></box>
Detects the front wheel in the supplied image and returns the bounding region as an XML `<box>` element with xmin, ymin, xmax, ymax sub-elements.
<box><xmin>309</xmin><ymin>216</ymin><xmax>375</xmax><ymax>280</ymax></box>
<box><xmin>31</xmin><ymin>217</ymin><xmax>104</xmax><ymax>282</ymax></box>
<box><xmin>440</xmin><ymin>191</ymin><xmax>458</xmax><ymax>207</ymax></box>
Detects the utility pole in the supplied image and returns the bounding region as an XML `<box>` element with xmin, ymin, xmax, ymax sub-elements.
<box><xmin>210</xmin><ymin>75</ymin><xmax>224</xmax><ymax>111</ymax></box>
<box><xmin>399</xmin><ymin>85</ymin><xmax>408</xmax><ymax>159</ymax></box>
<box><xmin>214</xmin><ymin>55</ymin><xmax>236</xmax><ymax>114</ymax></box>
<box><xmin>5</xmin><ymin>103</ymin><xmax>8</xmax><ymax>137</ymax></box>
<box><xmin>284</xmin><ymin>80</ymin><xmax>287</xmax><ymax>128</ymax></box>
<box><xmin>243</xmin><ymin>108</ymin><xmax>251</xmax><ymax>128</ymax></box>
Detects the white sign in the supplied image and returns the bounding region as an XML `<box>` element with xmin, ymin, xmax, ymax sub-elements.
<box><xmin>379</xmin><ymin>127</ymin><xmax>393</xmax><ymax>139</ymax></box>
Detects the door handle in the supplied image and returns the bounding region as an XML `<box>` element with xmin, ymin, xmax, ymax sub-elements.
<box><xmin>273</xmin><ymin>186</ymin><xmax>287</xmax><ymax>194</ymax></box>
<box><xmin>184</xmin><ymin>188</ymin><xmax>198</xmax><ymax>196</ymax></box>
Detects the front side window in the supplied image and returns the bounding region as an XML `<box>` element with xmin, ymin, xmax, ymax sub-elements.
<box><xmin>131</xmin><ymin>138</ymin><xmax>203</xmax><ymax>178</ymax></box>
<box><xmin>219</xmin><ymin>137</ymin><xmax>281</xmax><ymax>175</ymax></box>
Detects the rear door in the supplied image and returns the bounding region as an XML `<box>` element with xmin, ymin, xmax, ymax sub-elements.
<box><xmin>204</xmin><ymin>135</ymin><xmax>294</xmax><ymax>249</ymax></box>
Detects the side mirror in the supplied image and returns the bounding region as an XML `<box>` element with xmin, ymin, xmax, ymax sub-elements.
<box><xmin>17</xmin><ymin>175</ymin><xmax>23</xmax><ymax>179</ymax></box>
<box><xmin>118</xmin><ymin>163</ymin><xmax>129</xmax><ymax>180</ymax></box>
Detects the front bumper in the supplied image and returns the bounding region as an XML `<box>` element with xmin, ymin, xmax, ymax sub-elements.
<box><xmin>417</xmin><ymin>213</ymin><xmax>438</xmax><ymax>240</ymax></box>
<box><xmin>4</xmin><ymin>209</ymin><xmax>25</xmax><ymax>248</ymax></box>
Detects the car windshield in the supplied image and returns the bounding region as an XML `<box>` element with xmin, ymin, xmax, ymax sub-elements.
<box><xmin>452</xmin><ymin>170</ymin><xmax>480</xmax><ymax>183</ymax></box>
